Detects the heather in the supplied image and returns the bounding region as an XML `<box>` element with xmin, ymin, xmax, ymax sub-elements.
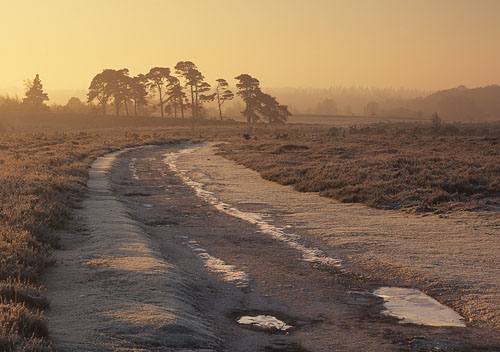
<box><xmin>219</xmin><ymin>125</ymin><xmax>500</xmax><ymax>213</ymax></box>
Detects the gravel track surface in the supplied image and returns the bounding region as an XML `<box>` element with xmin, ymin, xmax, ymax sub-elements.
<box><xmin>44</xmin><ymin>143</ymin><xmax>500</xmax><ymax>351</ymax></box>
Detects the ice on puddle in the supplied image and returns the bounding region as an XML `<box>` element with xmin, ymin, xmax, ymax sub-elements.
<box><xmin>237</xmin><ymin>315</ymin><xmax>292</xmax><ymax>331</ymax></box>
<box><xmin>374</xmin><ymin>287</ymin><xmax>466</xmax><ymax>327</ymax></box>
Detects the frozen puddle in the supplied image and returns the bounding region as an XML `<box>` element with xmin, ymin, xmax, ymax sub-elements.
<box><xmin>185</xmin><ymin>240</ymin><xmax>249</xmax><ymax>288</ymax></box>
<box><xmin>237</xmin><ymin>315</ymin><xmax>292</xmax><ymax>331</ymax></box>
<box><xmin>164</xmin><ymin>148</ymin><xmax>341</xmax><ymax>268</ymax></box>
<box><xmin>374</xmin><ymin>287</ymin><xmax>466</xmax><ymax>327</ymax></box>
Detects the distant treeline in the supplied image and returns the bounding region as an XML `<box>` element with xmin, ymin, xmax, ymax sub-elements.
<box><xmin>278</xmin><ymin>85</ymin><xmax>500</xmax><ymax>122</ymax></box>
<box><xmin>0</xmin><ymin>61</ymin><xmax>291</xmax><ymax>124</ymax></box>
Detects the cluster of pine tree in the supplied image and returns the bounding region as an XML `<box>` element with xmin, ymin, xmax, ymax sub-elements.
<box><xmin>87</xmin><ymin>61</ymin><xmax>291</xmax><ymax>123</ymax></box>
<box><xmin>15</xmin><ymin>62</ymin><xmax>292</xmax><ymax>123</ymax></box>
<box><xmin>87</xmin><ymin>62</ymin><xmax>231</xmax><ymax>118</ymax></box>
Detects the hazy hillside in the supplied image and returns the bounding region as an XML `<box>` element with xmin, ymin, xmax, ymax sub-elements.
<box><xmin>259</xmin><ymin>85</ymin><xmax>500</xmax><ymax>122</ymax></box>
<box><xmin>383</xmin><ymin>85</ymin><xmax>500</xmax><ymax>122</ymax></box>
<box><xmin>266</xmin><ymin>86</ymin><xmax>428</xmax><ymax>115</ymax></box>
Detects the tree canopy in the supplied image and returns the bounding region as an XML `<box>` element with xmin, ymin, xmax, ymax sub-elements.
<box><xmin>84</xmin><ymin>62</ymin><xmax>290</xmax><ymax>124</ymax></box>
<box><xmin>129</xmin><ymin>75</ymin><xmax>148</xmax><ymax>116</ymax></box>
<box><xmin>87</xmin><ymin>69</ymin><xmax>135</xmax><ymax>116</ymax></box>
<box><xmin>234</xmin><ymin>74</ymin><xmax>261</xmax><ymax>123</ymax></box>
<box><xmin>174</xmin><ymin>61</ymin><xmax>212</xmax><ymax>119</ymax></box>
<box><xmin>166</xmin><ymin>76</ymin><xmax>188</xmax><ymax>118</ymax></box>
<box><xmin>215</xmin><ymin>78</ymin><xmax>234</xmax><ymax>120</ymax></box>
<box><xmin>87</xmin><ymin>70</ymin><xmax>113</xmax><ymax>115</ymax></box>
<box><xmin>145</xmin><ymin>67</ymin><xmax>173</xmax><ymax>118</ymax></box>
<box><xmin>235</xmin><ymin>74</ymin><xmax>291</xmax><ymax>123</ymax></box>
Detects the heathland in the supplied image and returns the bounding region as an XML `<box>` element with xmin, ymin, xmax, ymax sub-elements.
<box><xmin>218</xmin><ymin>124</ymin><xmax>500</xmax><ymax>213</ymax></box>
<box><xmin>0</xmin><ymin>114</ymin><xmax>499</xmax><ymax>350</ymax></box>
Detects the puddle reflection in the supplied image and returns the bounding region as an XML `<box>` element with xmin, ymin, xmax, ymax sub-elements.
<box><xmin>237</xmin><ymin>315</ymin><xmax>292</xmax><ymax>331</ymax></box>
<box><xmin>374</xmin><ymin>287</ymin><xmax>466</xmax><ymax>327</ymax></box>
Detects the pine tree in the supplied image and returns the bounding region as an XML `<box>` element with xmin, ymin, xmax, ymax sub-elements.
<box><xmin>214</xmin><ymin>79</ymin><xmax>234</xmax><ymax>120</ymax></box>
<box><xmin>145</xmin><ymin>67</ymin><xmax>172</xmax><ymax>118</ymax></box>
<box><xmin>23</xmin><ymin>74</ymin><xmax>49</xmax><ymax>111</ymax></box>
<box><xmin>175</xmin><ymin>61</ymin><xmax>210</xmax><ymax>119</ymax></box>
<box><xmin>166</xmin><ymin>77</ymin><xmax>188</xmax><ymax>118</ymax></box>
<box><xmin>88</xmin><ymin>70</ymin><xmax>112</xmax><ymax>115</ymax></box>
<box><xmin>235</xmin><ymin>74</ymin><xmax>291</xmax><ymax>124</ymax></box>
<box><xmin>234</xmin><ymin>74</ymin><xmax>262</xmax><ymax>123</ymax></box>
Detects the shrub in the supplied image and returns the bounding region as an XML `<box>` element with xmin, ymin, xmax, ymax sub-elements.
<box><xmin>0</xmin><ymin>303</ymin><xmax>48</xmax><ymax>339</ymax></box>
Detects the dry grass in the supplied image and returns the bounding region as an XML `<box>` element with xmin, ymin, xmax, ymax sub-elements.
<box><xmin>0</xmin><ymin>129</ymin><xmax>180</xmax><ymax>350</ymax></box>
<box><xmin>218</xmin><ymin>125</ymin><xmax>500</xmax><ymax>213</ymax></box>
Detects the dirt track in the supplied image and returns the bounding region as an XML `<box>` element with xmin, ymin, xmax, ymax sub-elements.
<box><xmin>44</xmin><ymin>143</ymin><xmax>500</xmax><ymax>351</ymax></box>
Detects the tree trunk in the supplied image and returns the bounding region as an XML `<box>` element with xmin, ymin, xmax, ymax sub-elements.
<box><xmin>115</xmin><ymin>100</ymin><xmax>120</xmax><ymax>116</ymax></box>
<box><xmin>190</xmin><ymin>85</ymin><xmax>195</xmax><ymax>119</ymax></box>
<box><xmin>195</xmin><ymin>86</ymin><xmax>199</xmax><ymax>119</ymax></box>
<box><xmin>125</xmin><ymin>100</ymin><xmax>129</xmax><ymax>116</ymax></box>
<box><xmin>159</xmin><ymin>85</ymin><xmax>164</xmax><ymax>118</ymax></box>
<box><xmin>173</xmin><ymin>103</ymin><xmax>177</xmax><ymax>118</ymax></box>
<box><xmin>134</xmin><ymin>99</ymin><xmax>138</xmax><ymax>117</ymax></box>
<box><xmin>180</xmin><ymin>98</ymin><xmax>185</xmax><ymax>118</ymax></box>
<box><xmin>218</xmin><ymin>95</ymin><xmax>223</xmax><ymax>120</ymax></box>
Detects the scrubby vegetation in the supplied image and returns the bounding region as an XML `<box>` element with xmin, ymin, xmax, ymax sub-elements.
<box><xmin>219</xmin><ymin>125</ymin><xmax>500</xmax><ymax>213</ymax></box>
<box><xmin>0</xmin><ymin>130</ymin><xmax>176</xmax><ymax>350</ymax></box>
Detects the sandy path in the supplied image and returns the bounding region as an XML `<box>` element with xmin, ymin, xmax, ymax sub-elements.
<box><xmin>43</xmin><ymin>148</ymin><xmax>218</xmax><ymax>351</ymax></box>
<box><xmin>114</xmin><ymin>144</ymin><xmax>498</xmax><ymax>351</ymax></box>
<box><xmin>177</xmin><ymin>143</ymin><xmax>500</xmax><ymax>332</ymax></box>
<box><xmin>43</xmin><ymin>143</ymin><xmax>500</xmax><ymax>351</ymax></box>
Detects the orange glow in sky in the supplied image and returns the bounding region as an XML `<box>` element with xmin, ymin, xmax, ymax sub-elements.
<box><xmin>1</xmin><ymin>0</ymin><xmax>500</xmax><ymax>102</ymax></box>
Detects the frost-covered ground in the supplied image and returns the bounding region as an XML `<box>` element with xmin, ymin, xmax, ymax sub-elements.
<box><xmin>179</xmin><ymin>143</ymin><xmax>500</xmax><ymax>331</ymax></box>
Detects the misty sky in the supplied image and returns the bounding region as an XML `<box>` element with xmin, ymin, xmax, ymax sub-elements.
<box><xmin>1</xmin><ymin>0</ymin><xmax>500</xmax><ymax>102</ymax></box>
